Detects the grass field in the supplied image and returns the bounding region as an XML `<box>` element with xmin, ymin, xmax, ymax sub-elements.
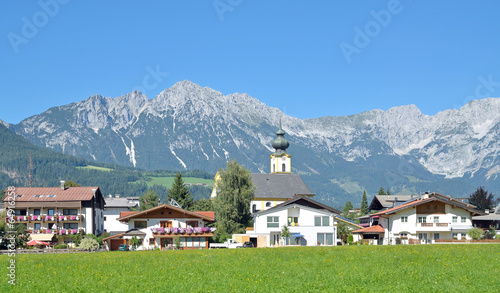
<box><xmin>76</xmin><ymin>165</ymin><xmax>114</xmax><ymax>172</ymax></box>
<box><xmin>2</xmin><ymin>244</ymin><xmax>499</xmax><ymax>292</ymax></box>
<box><xmin>137</xmin><ymin>176</ymin><xmax>215</xmax><ymax>189</ymax></box>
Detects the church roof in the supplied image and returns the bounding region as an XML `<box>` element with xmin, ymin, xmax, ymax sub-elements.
<box><xmin>250</xmin><ymin>173</ymin><xmax>314</xmax><ymax>199</ymax></box>
<box><xmin>253</xmin><ymin>195</ymin><xmax>340</xmax><ymax>215</ymax></box>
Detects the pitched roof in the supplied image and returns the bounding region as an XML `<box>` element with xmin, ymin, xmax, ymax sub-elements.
<box><xmin>117</xmin><ymin>204</ymin><xmax>215</xmax><ymax>222</ymax></box>
<box><xmin>371</xmin><ymin>193</ymin><xmax>483</xmax><ymax>216</ymax></box>
<box><xmin>352</xmin><ymin>225</ymin><xmax>385</xmax><ymax>234</ymax></box>
<box><xmin>335</xmin><ymin>216</ymin><xmax>363</xmax><ymax>229</ymax></box>
<box><xmin>120</xmin><ymin>211</ymin><xmax>137</xmax><ymax>218</ymax></box>
<box><xmin>250</xmin><ymin>173</ymin><xmax>314</xmax><ymax>199</ymax></box>
<box><xmin>105</xmin><ymin>197</ymin><xmax>138</xmax><ymax>208</ymax></box>
<box><xmin>194</xmin><ymin>211</ymin><xmax>215</xmax><ymax>219</ymax></box>
<box><xmin>3</xmin><ymin>187</ymin><xmax>100</xmax><ymax>202</ymax></box>
<box><xmin>254</xmin><ymin>196</ymin><xmax>340</xmax><ymax>216</ymax></box>
<box><xmin>368</xmin><ymin>195</ymin><xmax>414</xmax><ymax>210</ymax></box>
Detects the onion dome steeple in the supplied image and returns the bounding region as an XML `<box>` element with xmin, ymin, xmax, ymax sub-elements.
<box><xmin>271</xmin><ymin>117</ymin><xmax>289</xmax><ymax>155</ymax></box>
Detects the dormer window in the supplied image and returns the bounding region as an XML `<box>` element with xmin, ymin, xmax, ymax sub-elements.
<box><xmin>16</xmin><ymin>194</ymin><xmax>24</xmax><ymax>198</ymax></box>
<box><xmin>34</xmin><ymin>195</ymin><xmax>43</xmax><ymax>198</ymax></box>
<box><xmin>47</xmin><ymin>194</ymin><xmax>56</xmax><ymax>198</ymax></box>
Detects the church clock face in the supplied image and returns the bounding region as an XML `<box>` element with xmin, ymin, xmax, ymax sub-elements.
<box><xmin>281</xmin><ymin>156</ymin><xmax>286</xmax><ymax>161</ymax></box>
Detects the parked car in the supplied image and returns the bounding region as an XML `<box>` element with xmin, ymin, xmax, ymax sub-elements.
<box><xmin>118</xmin><ymin>244</ymin><xmax>130</xmax><ymax>251</ymax></box>
<box><xmin>243</xmin><ymin>241</ymin><xmax>254</xmax><ymax>248</ymax></box>
<box><xmin>209</xmin><ymin>239</ymin><xmax>244</xmax><ymax>249</ymax></box>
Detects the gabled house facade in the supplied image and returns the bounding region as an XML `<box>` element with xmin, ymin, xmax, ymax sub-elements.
<box><xmin>245</xmin><ymin>196</ymin><xmax>361</xmax><ymax>247</ymax></box>
<box><xmin>103</xmin><ymin>195</ymin><xmax>139</xmax><ymax>234</ymax></box>
<box><xmin>353</xmin><ymin>192</ymin><xmax>483</xmax><ymax>244</ymax></box>
<box><xmin>3</xmin><ymin>181</ymin><xmax>105</xmax><ymax>244</ymax></box>
<box><xmin>103</xmin><ymin>204</ymin><xmax>215</xmax><ymax>250</ymax></box>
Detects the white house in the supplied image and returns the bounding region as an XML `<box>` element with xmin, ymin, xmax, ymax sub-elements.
<box><xmin>103</xmin><ymin>204</ymin><xmax>215</xmax><ymax>250</ymax></box>
<box><xmin>353</xmin><ymin>192</ymin><xmax>483</xmax><ymax>244</ymax></box>
<box><xmin>103</xmin><ymin>195</ymin><xmax>139</xmax><ymax>234</ymax></box>
<box><xmin>245</xmin><ymin>196</ymin><xmax>361</xmax><ymax>247</ymax></box>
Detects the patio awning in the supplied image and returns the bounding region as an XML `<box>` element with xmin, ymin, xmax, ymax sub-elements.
<box><xmin>30</xmin><ymin>234</ymin><xmax>55</xmax><ymax>241</ymax></box>
<box><xmin>291</xmin><ymin>233</ymin><xmax>304</xmax><ymax>237</ymax></box>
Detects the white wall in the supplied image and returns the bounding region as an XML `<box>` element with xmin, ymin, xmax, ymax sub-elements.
<box><xmin>103</xmin><ymin>207</ymin><xmax>130</xmax><ymax>232</ymax></box>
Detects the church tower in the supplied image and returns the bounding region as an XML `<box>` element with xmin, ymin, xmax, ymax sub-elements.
<box><xmin>270</xmin><ymin>118</ymin><xmax>291</xmax><ymax>174</ymax></box>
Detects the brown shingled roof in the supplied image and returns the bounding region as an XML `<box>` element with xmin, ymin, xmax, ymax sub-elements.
<box><xmin>194</xmin><ymin>211</ymin><xmax>215</xmax><ymax>221</ymax></box>
<box><xmin>120</xmin><ymin>211</ymin><xmax>137</xmax><ymax>218</ymax></box>
<box><xmin>352</xmin><ymin>225</ymin><xmax>385</xmax><ymax>234</ymax></box>
<box><xmin>3</xmin><ymin>187</ymin><xmax>99</xmax><ymax>202</ymax></box>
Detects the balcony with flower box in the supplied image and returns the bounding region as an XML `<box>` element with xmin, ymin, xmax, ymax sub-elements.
<box><xmin>58</xmin><ymin>215</ymin><xmax>83</xmax><ymax>221</ymax></box>
<box><xmin>151</xmin><ymin>227</ymin><xmax>215</xmax><ymax>237</ymax></box>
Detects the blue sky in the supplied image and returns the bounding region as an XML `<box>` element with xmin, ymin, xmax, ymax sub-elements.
<box><xmin>2</xmin><ymin>1</ymin><xmax>500</xmax><ymax>124</ymax></box>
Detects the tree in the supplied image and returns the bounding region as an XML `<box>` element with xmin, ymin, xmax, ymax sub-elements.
<box><xmin>213</xmin><ymin>160</ymin><xmax>254</xmax><ymax>241</ymax></box>
<box><xmin>336</xmin><ymin>221</ymin><xmax>351</xmax><ymax>245</ymax></box>
<box><xmin>64</xmin><ymin>180</ymin><xmax>81</xmax><ymax>187</ymax></box>
<box><xmin>0</xmin><ymin>211</ymin><xmax>30</xmax><ymax>249</ymax></box>
<box><xmin>342</xmin><ymin>201</ymin><xmax>354</xmax><ymax>219</ymax></box>
<box><xmin>167</xmin><ymin>172</ymin><xmax>193</xmax><ymax>210</ymax></box>
<box><xmin>468</xmin><ymin>187</ymin><xmax>499</xmax><ymax>211</ymax></box>
<box><xmin>360</xmin><ymin>190</ymin><xmax>369</xmax><ymax>216</ymax></box>
<box><xmin>378</xmin><ymin>187</ymin><xmax>386</xmax><ymax>195</ymax></box>
<box><xmin>129</xmin><ymin>236</ymin><xmax>141</xmax><ymax>250</ymax></box>
<box><xmin>191</xmin><ymin>198</ymin><xmax>214</xmax><ymax>212</ymax></box>
<box><xmin>280</xmin><ymin>225</ymin><xmax>290</xmax><ymax>246</ymax></box>
<box><xmin>138</xmin><ymin>189</ymin><xmax>159</xmax><ymax>211</ymax></box>
<box><xmin>78</xmin><ymin>237</ymin><xmax>99</xmax><ymax>251</ymax></box>
<box><xmin>386</xmin><ymin>188</ymin><xmax>391</xmax><ymax>195</ymax></box>
<box><xmin>467</xmin><ymin>227</ymin><xmax>484</xmax><ymax>240</ymax></box>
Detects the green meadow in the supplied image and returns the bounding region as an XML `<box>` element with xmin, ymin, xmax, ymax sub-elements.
<box><xmin>137</xmin><ymin>176</ymin><xmax>214</xmax><ymax>189</ymax></box>
<box><xmin>76</xmin><ymin>165</ymin><xmax>114</xmax><ymax>172</ymax></box>
<box><xmin>2</xmin><ymin>245</ymin><xmax>499</xmax><ymax>292</ymax></box>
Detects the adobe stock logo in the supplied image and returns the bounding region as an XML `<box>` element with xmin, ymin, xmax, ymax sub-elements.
<box><xmin>131</xmin><ymin>65</ymin><xmax>169</xmax><ymax>95</ymax></box>
<box><xmin>213</xmin><ymin>0</ymin><xmax>243</xmax><ymax>21</ymax></box>
<box><xmin>7</xmin><ymin>0</ymin><xmax>70</xmax><ymax>54</ymax></box>
<box><xmin>339</xmin><ymin>0</ymin><xmax>409</xmax><ymax>64</ymax></box>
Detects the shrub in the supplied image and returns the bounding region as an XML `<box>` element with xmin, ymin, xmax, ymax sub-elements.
<box><xmin>54</xmin><ymin>244</ymin><xmax>68</xmax><ymax>249</ymax></box>
<box><xmin>467</xmin><ymin>228</ymin><xmax>484</xmax><ymax>240</ymax></box>
<box><xmin>347</xmin><ymin>235</ymin><xmax>354</xmax><ymax>244</ymax></box>
<box><xmin>78</xmin><ymin>238</ymin><xmax>99</xmax><ymax>251</ymax></box>
<box><xmin>495</xmin><ymin>234</ymin><xmax>500</xmax><ymax>240</ymax></box>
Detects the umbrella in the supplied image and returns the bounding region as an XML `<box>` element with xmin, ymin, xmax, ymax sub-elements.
<box><xmin>27</xmin><ymin>240</ymin><xmax>50</xmax><ymax>246</ymax></box>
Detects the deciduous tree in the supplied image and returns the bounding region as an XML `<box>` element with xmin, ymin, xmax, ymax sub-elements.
<box><xmin>213</xmin><ymin>160</ymin><xmax>254</xmax><ymax>241</ymax></box>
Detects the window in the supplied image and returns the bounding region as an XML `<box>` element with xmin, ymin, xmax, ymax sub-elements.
<box><xmin>401</xmin><ymin>216</ymin><xmax>408</xmax><ymax>223</ymax></box>
<box><xmin>288</xmin><ymin>217</ymin><xmax>298</xmax><ymax>226</ymax></box>
<box><xmin>63</xmin><ymin>209</ymin><xmax>78</xmax><ymax>215</ymax></box>
<box><xmin>267</xmin><ymin>216</ymin><xmax>279</xmax><ymax>228</ymax></box>
<box><xmin>193</xmin><ymin>237</ymin><xmax>200</xmax><ymax>248</ymax></box>
<box><xmin>63</xmin><ymin>223</ymin><xmax>78</xmax><ymax>229</ymax></box>
<box><xmin>418</xmin><ymin>217</ymin><xmax>426</xmax><ymax>223</ymax></box>
<box><xmin>433</xmin><ymin>217</ymin><xmax>439</xmax><ymax>223</ymax></box>
<box><xmin>46</xmin><ymin>194</ymin><xmax>56</xmax><ymax>198</ymax></box>
<box><xmin>314</xmin><ymin>216</ymin><xmax>329</xmax><ymax>226</ymax></box>
<box><xmin>433</xmin><ymin>233</ymin><xmax>440</xmax><ymax>240</ymax></box>
<box><xmin>48</xmin><ymin>209</ymin><xmax>54</xmax><ymax>216</ymax></box>
<box><xmin>282</xmin><ymin>164</ymin><xmax>286</xmax><ymax>172</ymax></box>
<box><xmin>186</xmin><ymin>237</ymin><xmax>192</xmax><ymax>248</ymax></box>
<box><xmin>34</xmin><ymin>195</ymin><xmax>43</xmax><ymax>198</ymax></box>
<box><xmin>134</xmin><ymin>221</ymin><xmax>147</xmax><ymax>229</ymax></box>
<box><xmin>266</xmin><ymin>202</ymin><xmax>272</xmax><ymax>207</ymax></box>
<box><xmin>452</xmin><ymin>233</ymin><xmax>458</xmax><ymax>239</ymax></box>
<box><xmin>400</xmin><ymin>233</ymin><xmax>408</xmax><ymax>238</ymax></box>
<box><xmin>34</xmin><ymin>209</ymin><xmax>41</xmax><ymax>215</ymax></box>
<box><xmin>180</xmin><ymin>237</ymin><xmax>186</xmax><ymax>247</ymax></box>
<box><xmin>317</xmin><ymin>233</ymin><xmax>333</xmax><ymax>245</ymax></box>
<box><xmin>34</xmin><ymin>223</ymin><xmax>41</xmax><ymax>229</ymax></box>
<box><xmin>104</xmin><ymin>217</ymin><xmax>107</xmax><ymax>221</ymax></box>
<box><xmin>186</xmin><ymin>221</ymin><xmax>198</xmax><ymax>228</ymax></box>
<box><xmin>461</xmin><ymin>216</ymin><xmax>466</xmax><ymax>223</ymax></box>
<box><xmin>14</xmin><ymin>209</ymin><xmax>27</xmax><ymax>216</ymax></box>
<box><xmin>452</xmin><ymin>216</ymin><xmax>457</xmax><ymax>223</ymax></box>
<box><xmin>160</xmin><ymin>221</ymin><xmax>172</xmax><ymax>228</ymax></box>
<box><xmin>273</xmin><ymin>164</ymin><xmax>276</xmax><ymax>173</ymax></box>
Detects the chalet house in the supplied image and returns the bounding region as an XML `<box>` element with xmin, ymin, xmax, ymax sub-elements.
<box><xmin>352</xmin><ymin>192</ymin><xmax>483</xmax><ymax>244</ymax></box>
<box><xmin>103</xmin><ymin>195</ymin><xmax>139</xmax><ymax>234</ymax></box>
<box><xmin>103</xmin><ymin>204</ymin><xmax>215</xmax><ymax>250</ymax></box>
<box><xmin>472</xmin><ymin>204</ymin><xmax>500</xmax><ymax>231</ymax></box>
<box><xmin>244</xmin><ymin>196</ymin><xmax>361</xmax><ymax>247</ymax></box>
<box><xmin>3</xmin><ymin>181</ymin><xmax>105</xmax><ymax>244</ymax></box>
<box><xmin>211</xmin><ymin>120</ymin><xmax>315</xmax><ymax>213</ymax></box>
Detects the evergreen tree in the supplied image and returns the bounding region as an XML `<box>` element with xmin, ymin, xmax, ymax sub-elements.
<box><xmin>386</xmin><ymin>188</ymin><xmax>391</xmax><ymax>195</ymax></box>
<box><xmin>167</xmin><ymin>172</ymin><xmax>193</xmax><ymax>210</ymax></box>
<box><xmin>64</xmin><ymin>180</ymin><xmax>81</xmax><ymax>187</ymax></box>
<box><xmin>213</xmin><ymin>160</ymin><xmax>254</xmax><ymax>240</ymax></box>
<box><xmin>469</xmin><ymin>186</ymin><xmax>499</xmax><ymax>211</ymax></box>
<box><xmin>138</xmin><ymin>189</ymin><xmax>159</xmax><ymax>211</ymax></box>
<box><xmin>378</xmin><ymin>187</ymin><xmax>386</xmax><ymax>195</ymax></box>
<box><xmin>342</xmin><ymin>201</ymin><xmax>354</xmax><ymax>219</ymax></box>
<box><xmin>360</xmin><ymin>190</ymin><xmax>369</xmax><ymax>215</ymax></box>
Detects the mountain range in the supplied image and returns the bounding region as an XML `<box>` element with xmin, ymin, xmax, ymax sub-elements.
<box><xmin>3</xmin><ymin>80</ymin><xmax>500</xmax><ymax>207</ymax></box>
